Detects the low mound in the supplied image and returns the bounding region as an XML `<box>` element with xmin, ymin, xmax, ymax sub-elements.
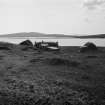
<box><xmin>20</xmin><ymin>40</ymin><xmax>33</xmax><ymax>47</ymax></box>
<box><xmin>80</xmin><ymin>42</ymin><xmax>98</xmax><ymax>53</ymax></box>
<box><xmin>46</xmin><ymin>57</ymin><xmax>80</xmax><ymax>66</ymax></box>
<box><xmin>48</xmin><ymin>58</ymin><xmax>70</xmax><ymax>65</ymax></box>
<box><xmin>0</xmin><ymin>42</ymin><xmax>15</xmax><ymax>50</ymax></box>
<box><xmin>84</xmin><ymin>42</ymin><xmax>97</xmax><ymax>49</ymax></box>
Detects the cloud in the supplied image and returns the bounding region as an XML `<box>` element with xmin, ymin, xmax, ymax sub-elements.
<box><xmin>83</xmin><ymin>0</ymin><xmax>105</xmax><ymax>10</ymax></box>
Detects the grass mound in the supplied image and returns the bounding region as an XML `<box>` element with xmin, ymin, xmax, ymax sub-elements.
<box><xmin>47</xmin><ymin>58</ymin><xmax>70</xmax><ymax>65</ymax></box>
<box><xmin>0</xmin><ymin>41</ymin><xmax>14</xmax><ymax>47</ymax></box>
<box><xmin>46</xmin><ymin>57</ymin><xmax>80</xmax><ymax>66</ymax></box>
<box><xmin>0</xmin><ymin>42</ymin><xmax>16</xmax><ymax>50</ymax></box>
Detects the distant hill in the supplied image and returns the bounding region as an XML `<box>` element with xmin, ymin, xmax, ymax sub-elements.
<box><xmin>0</xmin><ymin>32</ymin><xmax>105</xmax><ymax>38</ymax></box>
<box><xmin>0</xmin><ymin>32</ymin><xmax>73</xmax><ymax>38</ymax></box>
<box><xmin>73</xmin><ymin>34</ymin><xmax>105</xmax><ymax>38</ymax></box>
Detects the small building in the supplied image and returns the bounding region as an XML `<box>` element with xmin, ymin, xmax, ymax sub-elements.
<box><xmin>34</xmin><ymin>41</ymin><xmax>60</xmax><ymax>51</ymax></box>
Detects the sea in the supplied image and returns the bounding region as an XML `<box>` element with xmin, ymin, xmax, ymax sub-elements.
<box><xmin>0</xmin><ymin>37</ymin><xmax>105</xmax><ymax>47</ymax></box>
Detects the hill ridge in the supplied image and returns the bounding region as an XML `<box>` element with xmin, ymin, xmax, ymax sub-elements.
<box><xmin>0</xmin><ymin>32</ymin><xmax>105</xmax><ymax>38</ymax></box>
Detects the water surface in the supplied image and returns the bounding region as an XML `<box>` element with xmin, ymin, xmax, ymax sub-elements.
<box><xmin>0</xmin><ymin>37</ymin><xmax>105</xmax><ymax>46</ymax></box>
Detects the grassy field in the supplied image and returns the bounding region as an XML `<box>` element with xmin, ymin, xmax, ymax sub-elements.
<box><xmin>0</xmin><ymin>43</ymin><xmax>104</xmax><ymax>104</ymax></box>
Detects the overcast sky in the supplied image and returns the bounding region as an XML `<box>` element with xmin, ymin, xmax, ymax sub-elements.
<box><xmin>0</xmin><ymin>0</ymin><xmax>105</xmax><ymax>35</ymax></box>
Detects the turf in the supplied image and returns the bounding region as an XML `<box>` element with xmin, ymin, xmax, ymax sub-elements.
<box><xmin>0</xmin><ymin>43</ymin><xmax>104</xmax><ymax>104</ymax></box>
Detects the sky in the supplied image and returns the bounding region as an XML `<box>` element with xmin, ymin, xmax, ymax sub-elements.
<box><xmin>0</xmin><ymin>0</ymin><xmax>105</xmax><ymax>35</ymax></box>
